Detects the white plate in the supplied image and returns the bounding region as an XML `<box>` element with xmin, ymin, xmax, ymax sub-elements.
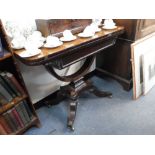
<box><xmin>94</xmin><ymin>28</ymin><xmax>101</xmax><ymax>32</ymax></box>
<box><xmin>44</xmin><ymin>41</ymin><xmax>63</xmax><ymax>48</ymax></box>
<box><xmin>78</xmin><ymin>33</ymin><xmax>95</xmax><ymax>38</ymax></box>
<box><xmin>19</xmin><ymin>49</ymin><xmax>41</xmax><ymax>58</ymax></box>
<box><xmin>37</xmin><ymin>42</ymin><xmax>44</xmax><ymax>48</ymax></box>
<box><xmin>40</xmin><ymin>37</ymin><xmax>46</xmax><ymax>42</ymax></box>
<box><xmin>102</xmin><ymin>25</ymin><xmax>117</xmax><ymax>30</ymax></box>
<box><xmin>11</xmin><ymin>45</ymin><xmax>24</xmax><ymax>50</ymax></box>
<box><xmin>60</xmin><ymin>36</ymin><xmax>77</xmax><ymax>42</ymax></box>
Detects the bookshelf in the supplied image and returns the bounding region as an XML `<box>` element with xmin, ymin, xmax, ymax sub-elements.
<box><xmin>0</xmin><ymin>20</ymin><xmax>40</xmax><ymax>135</ymax></box>
<box><xmin>0</xmin><ymin>52</ymin><xmax>12</xmax><ymax>61</ymax></box>
<box><xmin>0</xmin><ymin>95</ymin><xmax>27</xmax><ymax>114</ymax></box>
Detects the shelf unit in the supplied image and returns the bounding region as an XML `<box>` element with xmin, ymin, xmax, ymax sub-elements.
<box><xmin>12</xmin><ymin>117</ymin><xmax>38</xmax><ymax>135</ymax></box>
<box><xmin>0</xmin><ymin>19</ymin><xmax>40</xmax><ymax>135</ymax></box>
<box><xmin>0</xmin><ymin>95</ymin><xmax>27</xmax><ymax>115</ymax></box>
<box><xmin>0</xmin><ymin>52</ymin><xmax>12</xmax><ymax>61</ymax></box>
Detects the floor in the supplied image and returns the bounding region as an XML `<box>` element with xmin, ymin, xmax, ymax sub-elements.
<box><xmin>25</xmin><ymin>76</ymin><xmax>155</xmax><ymax>135</ymax></box>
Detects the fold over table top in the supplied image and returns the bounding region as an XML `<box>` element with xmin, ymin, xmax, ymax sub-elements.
<box><xmin>13</xmin><ymin>26</ymin><xmax>124</xmax><ymax>66</ymax></box>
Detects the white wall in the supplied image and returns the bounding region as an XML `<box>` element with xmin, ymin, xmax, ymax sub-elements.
<box><xmin>17</xmin><ymin>59</ymin><xmax>95</xmax><ymax>104</ymax></box>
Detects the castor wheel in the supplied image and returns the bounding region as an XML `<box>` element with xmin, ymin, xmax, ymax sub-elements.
<box><xmin>44</xmin><ymin>101</ymin><xmax>51</xmax><ymax>108</ymax></box>
<box><xmin>71</xmin><ymin>126</ymin><xmax>75</xmax><ymax>131</ymax></box>
<box><xmin>109</xmin><ymin>95</ymin><xmax>112</xmax><ymax>98</ymax></box>
<box><xmin>67</xmin><ymin>125</ymin><xmax>75</xmax><ymax>131</ymax></box>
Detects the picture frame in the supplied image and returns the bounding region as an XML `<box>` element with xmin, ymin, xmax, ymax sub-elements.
<box><xmin>131</xmin><ymin>32</ymin><xmax>155</xmax><ymax>99</ymax></box>
<box><xmin>142</xmin><ymin>49</ymin><xmax>155</xmax><ymax>95</ymax></box>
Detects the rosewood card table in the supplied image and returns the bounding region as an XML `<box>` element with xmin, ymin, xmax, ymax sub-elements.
<box><xmin>14</xmin><ymin>26</ymin><xmax>124</xmax><ymax>131</ymax></box>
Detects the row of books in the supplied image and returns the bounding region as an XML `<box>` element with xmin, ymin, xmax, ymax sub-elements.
<box><xmin>0</xmin><ymin>71</ymin><xmax>26</xmax><ymax>107</ymax></box>
<box><xmin>0</xmin><ymin>100</ymin><xmax>33</xmax><ymax>135</ymax></box>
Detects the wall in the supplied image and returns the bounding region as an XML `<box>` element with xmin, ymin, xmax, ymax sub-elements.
<box><xmin>17</xmin><ymin>59</ymin><xmax>95</xmax><ymax>103</ymax></box>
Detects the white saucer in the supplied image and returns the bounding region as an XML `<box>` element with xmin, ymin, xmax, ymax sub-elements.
<box><xmin>60</xmin><ymin>36</ymin><xmax>77</xmax><ymax>42</ymax></box>
<box><xmin>94</xmin><ymin>28</ymin><xmax>101</xmax><ymax>32</ymax></box>
<box><xmin>78</xmin><ymin>33</ymin><xmax>95</xmax><ymax>38</ymax></box>
<box><xmin>37</xmin><ymin>42</ymin><xmax>44</xmax><ymax>48</ymax></box>
<box><xmin>11</xmin><ymin>45</ymin><xmax>24</xmax><ymax>50</ymax></box>
<box><xmin>39</xmin><ymin>37</ymin><xmax>46</xmax><ymax>42</ymax></box>
<box><xmin>102</xmin><ymin>25</ymin><xmax>117</xmax><ymax>30</ymax></box>
<box><xmin>19</xmin><ymin>49</ymin><xmax>41</xmax><ymax>58</ymax></box>
<box><xmin>44</xmin><ymin>41</ymin><xmax>63</xmax><ymax>48</ymax></box>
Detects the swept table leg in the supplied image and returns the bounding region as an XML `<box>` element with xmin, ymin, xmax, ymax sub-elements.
<box><xmin>67</xmin><ymin>97</ymin><xmax>78</xmax><ymax>131</ymax></box>
<box><xmin>89</xmin><ymin>85</ymin><xmax>112</xmax><ymax>98</ymax></box>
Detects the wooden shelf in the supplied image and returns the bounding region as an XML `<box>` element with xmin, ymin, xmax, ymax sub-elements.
<box><xmin>0</xmin><ymin>20</ymin><xmax>40</xmax><ymax>135</ymax></box>
<box><xmin>0</xmin><ymin>52</ymin><xmax>12</xmax><ymax>61</ymax></box>
<box><xmin>11</xmin><ymin>117</ymin><xmax>39</xmax><ymax>135</ymax></box>
<box><xmin>0</xmin><ymin>95</ymin><xmax>27</xmax><ymax>115</ymax></box>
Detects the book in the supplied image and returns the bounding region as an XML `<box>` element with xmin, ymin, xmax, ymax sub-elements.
<box><xmin>0</xmin><ymin>75</ymin><xmax>16</xmax><ymax>98</ymax></box>
<box><xmin>0</xmin><ymin>116</ymin><xmax>12</xmax><ymax>134</ymax></box>
<box><xmin>0</xmin><ymin>83</ymin><xmax>13</xmax><ymax>102</ymax></box>
<box><xmin>12</xmin><ymin>108</ymin><xmax>24</xmax><ymax>128</ymax></box>
<box><xmin>23</xmin><ymin>100</ymin><xmax>33</xmax><ymax>119</ymax></box>
<box><xmin>0</xmin><ymin>123</ymin><xmax>7</xmax><ymax>135</ymax></box>
<box><xmin>0</xmin><ymin>92</ymin><xmax>9</xmax><ymax>106</ymax></box>
<box><xmin>3</xmin><ymin>111</ymin><xmax>18</xmax><ymax>133</ymax></box>
<box><xmin>6</xmin><ymin>72</ymin><xmax>26</xmax><ymax>96</ymax></box>
<box><xmin>9</xmin><ymin>109</ymin><xmax>21</xmax><ymax>130</ymax></box>
<box><xmin>15</xmin><ymin>103</ymin><xmax>30</xmax><ymax>126</ymax></box>
<box><xmin>19</xmin><ymin>102</ymin><xmax>31</xmax><ymax>123</ymax></box>
<box><xmin>0</xmin><ymin>72</ymin><xmax>21</xmax><ymax>97</ymax></box>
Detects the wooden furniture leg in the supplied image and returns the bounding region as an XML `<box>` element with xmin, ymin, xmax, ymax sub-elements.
<box><xmin>44</xmin><ymin>56</ymin><xmax>112</xmax><ymax>131</ymax></box>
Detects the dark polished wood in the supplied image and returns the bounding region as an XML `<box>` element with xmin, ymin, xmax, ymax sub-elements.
<box><xmin>97</xmin><ymin>19</ymin><xmax>155</xmax><ymax>91</ymax></box>
<box><xmin>36</xmin><ymin>19</ymin><xmax>92</xmax><ymax>37</ymax></box>
<box><xmin>34</xmin><ymin>70</ymin><xmax>96</xmax><ymax>109</ymax></box>
<box><xmin>14</xmin><ymin>26</ymin><xmax>124</xmax><ymax>66</ymax></box>
<box><xmin>14</xmin><ymin>25</ymin><xmax>124</xmax><ymax>131</ymax></box>
<box><xmin>0</xmin><ymin>19</ymin><xmax>40</xmax><ymax>135</ymax></box>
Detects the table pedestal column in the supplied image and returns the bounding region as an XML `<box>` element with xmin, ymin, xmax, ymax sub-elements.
<box><xmin>44</xmin><ymin>55</ymin><xmax>112</xmax><ymax>131</ymax></box>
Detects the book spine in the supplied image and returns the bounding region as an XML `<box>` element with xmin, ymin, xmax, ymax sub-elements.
<box><xmin>19</xmin><ymin>102</ymin><xmax>31</xmax><ymax>122</ymax></box>
<box><xmin>0</xmin><ymin>83</ymin><xmax>13</xmax><ymax>102</ymax></box>
<box><xmin>15</xmin><ymin>104</ymin><xmax>29</xmax><ymax>126</ymax></box>
<box><xmin>12</xmin><ymin>108</ymin><xmax>24</xmax><ymax>128</ymax></box>
<box><xmin>0</xmin><ymin>92</ymin><xmax>9</xmax><ymax>105</ymax></box>
<box><xmin>3</xmin><ymin>112</ymin><xmax>17</xmax><ymax>133</ymax></box>
<box><xmin>0</xmin><ymin>116</ymin><xmax>12</xmax><ymax>134</ymax></box>
<box><xmin>1</xmin><ymin>72</ymin><xmax>21</xmax><ymax>96</ymax></box>
<box><xmin>0</xmin><ymin>75</ymin><xmax>16</xmax><ymax>98</ymax></box>
<box><xmin>0</xmin><ymin>72</ymin><xmax>21</xmax><ymax>97</ymax></box>
<box><xmin>6</xmin><ymin>72</ymin><xmax>26</xmax><ymax>96</ymax></box>
<box><xmin>23</xmin><ymin>100</ymin><xmax>33</xmax><ymax>119</ymax></box>
<box><xmin>0</xmin><ymin>123</ymin><xmax>7</xmax><ymax>135</ymax></box>
<box><xmin>8</xmin><ymin>110</ymin><xmax>20</xmax><ymax>131</ymax></box>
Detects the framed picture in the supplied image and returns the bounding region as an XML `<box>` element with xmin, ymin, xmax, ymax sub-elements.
<box><xmin>142</xmin><ymin>49</ymin><xmax>155</xmax><ymax>95</ymax></box>
<box><xmin>131</xmin><ymin>32</ymin><xmax>155</xmax><ymax>99</ymax></box>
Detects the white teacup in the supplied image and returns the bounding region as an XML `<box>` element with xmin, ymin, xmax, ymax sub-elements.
<box><xmin>63</xmin><ymin>30</ymin><xmax>74</xmax><ymax>39</ymax></box>
<box><xmin>83</xmin><ymin>26</ymin><xmax>95</xmax><ymax>36</ymax></box>
<box><xmin>46</xmin><ymin>36</ymin><xmax>60</xmax><ymax>46</ymax></box>
<box><xmin>32</xmin><ymin>31</ymin><xmax>42</xmax><ymax>38</ymax></box>
<box><xmin>92</xmin><ymin>19</ymin><xmax>102</xmax><ymax>26</ymax></box>
<box><xmin>27</xmin><ymin>31</ymin><xmax>44</xmax><ymax>42</ymax></box>
<box><xmin>90</xmin><ymin>23</ymin><xmax>99</xmax><ymax>32</ymax></box>
<box><xmin>24</xmin><ymin>42</ymin><xmax>39</xmax><ymax>53</ymax></box>
<box><xmin>104</xmin><ymin>19</ymin><xmax>115</xmax><ymax>27</ymax></box>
